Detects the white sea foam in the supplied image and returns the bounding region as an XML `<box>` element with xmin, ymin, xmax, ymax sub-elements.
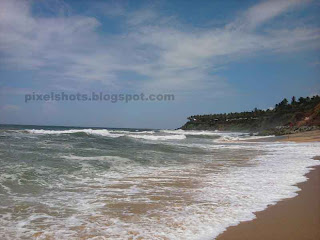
<box><xmin>2</xmin><ymin>129</ymin><xmax>320</xmax><ymax>240</ymax></box>
<box><xmin>26</xmin><ymin>129</ymin><xmax>185</xmax><ymax>141</ymax></box>
<box><xmin>215</xmin><ymin>134</ymin><xmax>275</xmax><ymax>142</ymax></box>
<box><xmin>74</xmin><ymin>142</ymin><xmax>318</xmax><ymax>240</ymax></box>
<box><xmin>162</xmin><ymin>129</ymin><xmax>275</xmax><ymax>142</ymax></box>
<box><xmin>109</xmin><ymin>130</ymin><xmax>156</xmax><ymax>134</ymax></box>
<box><xmin>127</xmin><ymin>134</ymin><xmax>186</xmax><ymax>141</ymax></box>
<box><xmin>190</xmin><ymin>142</ymin><xmax>320</xmax><ymax>239</ymax></box>
<box><xmin>161</xmin><ymin>129</ymin><xmax>222</xmax><ymax>136</ymax></box>
<box><xmin>27</xmin><ymin>128</ymin><xmax>123</xmax><ymax>137</ymax></box>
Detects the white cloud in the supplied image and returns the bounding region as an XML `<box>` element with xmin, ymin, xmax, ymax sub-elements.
<box><xmin>0</xmin><ymin>0</ymin><xmax>101</xmax><ymax>73</ymax></box>
<box><xmin>0</xmin><ymin>0</ymin><xmax>319</xmax><ymax>92</ymax></box>
<box><xmin>238</xmin><ymin>0</ymin><xmax>310</xmax><ymax>29</ymax></box>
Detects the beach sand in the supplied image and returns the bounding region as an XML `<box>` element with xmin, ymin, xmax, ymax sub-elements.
<box><xmin>277</xmin><ymin>130</ymin><xmax>320</xmax><ymax>142</ymax></box>
<box><xmin>216</xmin><ymin>132</ymin><xmax>320</xmax><ymax>240</ymax></box>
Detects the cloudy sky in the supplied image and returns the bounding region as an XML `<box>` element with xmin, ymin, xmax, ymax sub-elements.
<box><xmin>0</xmin><ymin>0</ymin><xmax>319</xmax><ymax>129</ymax></box>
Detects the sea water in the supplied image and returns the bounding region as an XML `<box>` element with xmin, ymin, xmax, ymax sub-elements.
<box><xmin>0</xmin><ymin>125</ymin><xmax>319</xmax><ymax>239</ymax></box>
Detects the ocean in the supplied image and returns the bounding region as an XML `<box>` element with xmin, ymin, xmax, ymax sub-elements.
<box><xmin>0</xmin><ymin>125</ymin><xmax>319</xmax><ymax>240</ymax></box>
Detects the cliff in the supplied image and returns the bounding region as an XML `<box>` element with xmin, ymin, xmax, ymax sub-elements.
<box><xmin>180</xmin><ymin>95</ymin><xmax>320</xmax><ymax>135</ymax></box>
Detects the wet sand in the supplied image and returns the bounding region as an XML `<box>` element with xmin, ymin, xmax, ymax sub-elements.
<box><xmin>277</xmin><ymin>130</ymin><xmax>320</xmax><ymax>142</ymax></box>
<box><xmin>216</xmin><ymin>155</ymin><xmax>320</xmax><ymax>240</ymax></box>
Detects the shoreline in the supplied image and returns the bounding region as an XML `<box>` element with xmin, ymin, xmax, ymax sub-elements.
<box><xmin>276</xmin><ymin>130</ymin><xmax>320</xmax><ymax>142</ymax></box>
<box><xmin>216</xmin><ymin>155</ymin><xmax>320</xmax><ymax>240</ymax></box>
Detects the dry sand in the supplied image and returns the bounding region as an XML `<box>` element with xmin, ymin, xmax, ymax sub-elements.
<box><xmin>216</xmin><ymin>132</ymin><xmax>320</xmax><ymax>240</ymax></box>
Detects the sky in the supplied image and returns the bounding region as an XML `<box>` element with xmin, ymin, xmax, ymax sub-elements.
<box><xmin>0</xmin><ymin>0</ymin><xmax>320</xmax><ymax>129</ymax></box>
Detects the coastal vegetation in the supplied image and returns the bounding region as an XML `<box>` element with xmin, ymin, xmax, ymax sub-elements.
<box><xmin>181</xmin><ymin>95</ymin><xmax>320</xmax><ymax>135</ymax></box>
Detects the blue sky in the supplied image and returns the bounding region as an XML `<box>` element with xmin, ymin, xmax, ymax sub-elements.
<box><xmin>0</xmin><ymin>0</ymin><xmax>319</xmax><ymax>129</ymax></box>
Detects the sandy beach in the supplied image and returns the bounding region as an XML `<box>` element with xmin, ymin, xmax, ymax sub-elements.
<box><xmin>217</xmin><ymin>132</ymin><xmax>320</xmax><ymax>240</ymax></box>
<box><xmin>277</xmin><ymin>130</ymin><xmax>320</xmax><ymax>142</ymax></box>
